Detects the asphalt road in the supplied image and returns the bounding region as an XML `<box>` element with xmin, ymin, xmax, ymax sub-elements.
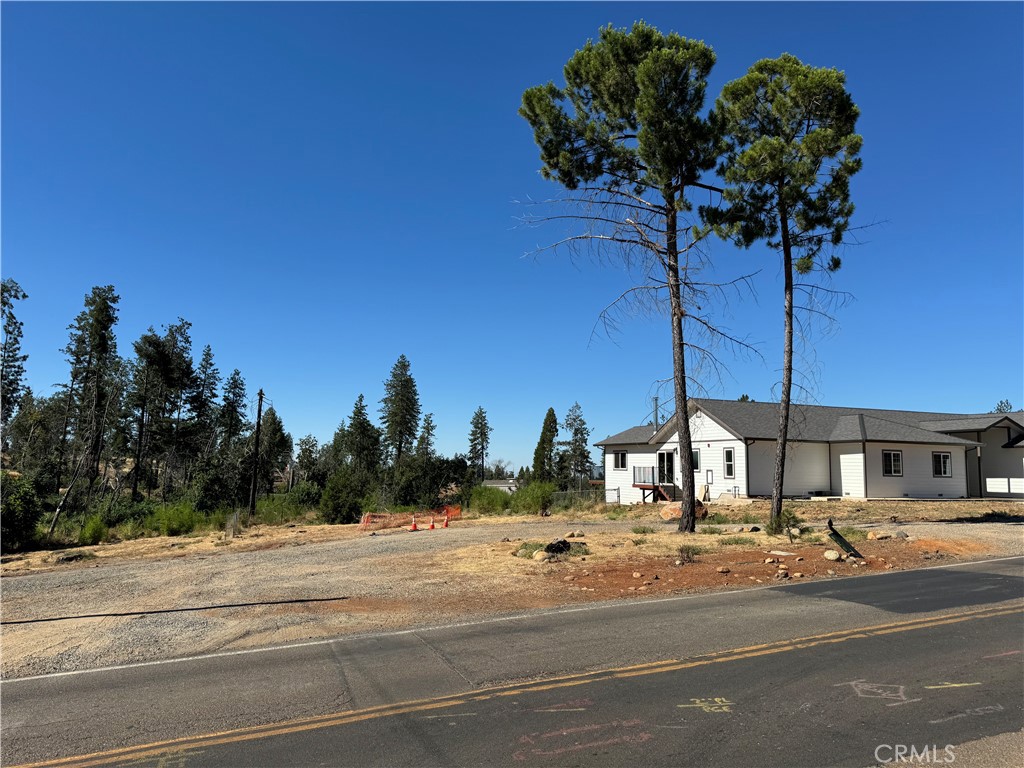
<box><xmin>3</xmin><ymin>557</ymin><xmax>1022</xmax><ymax>768</ymax></box>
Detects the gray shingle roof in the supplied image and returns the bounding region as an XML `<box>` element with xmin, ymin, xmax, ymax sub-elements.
<box><xmin>597</xmin><ymin>399</ymin><xmax>1006</xmax><ymax>447</ymax></box>
<box><xmin>594</xmin><ymin>424</ymin><xmax>657</xmax><ymax>447</ymax></box>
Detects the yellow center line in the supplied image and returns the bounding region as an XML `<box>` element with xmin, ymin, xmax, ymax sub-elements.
<box><xmin>13</xmin><ymin>602</ymin><xmax>1023</xmax><ymax>768</ymax></box>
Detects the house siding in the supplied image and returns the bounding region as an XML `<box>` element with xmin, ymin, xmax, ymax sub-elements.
<box><xmin>864</xmin><ymin>443</ymin><xmax>968</xmax><ymax>498</ymax></box>
<box><xmin>747</xmin><ymin>440</ymin><xmax>831</xmax><ymax>496</ymax></box>
<box><xmin>604</xmin><ymin>444</ymin><xmax>659</xmax><ymax>504</ymax></box>
<box><xmin>660</xmin><ymin>413</ymin><xmax>748</xmax><ymax>498</ymax></box>
<box><xmin>831</xmin><ymin>442</ymin><xmax>866</xmax><ymax>498</ymax></box>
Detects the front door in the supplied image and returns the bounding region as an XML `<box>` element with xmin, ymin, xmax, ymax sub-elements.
<box><xmin>657</xmin><ymin>451</ymin><xmax>674</xmax><ymax>485</ymax></box>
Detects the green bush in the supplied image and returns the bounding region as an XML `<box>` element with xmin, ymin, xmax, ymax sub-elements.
<box><xmin>677</xmin><ymin>544</ymin><xmax>704</xmax><ymax>563</ymax></box>
<box><xmin>702</xmin><ymin>525</ymin><xmax>722</xmax><ymax>535</ymax></box>
<box><xmin>1</xmin><ymin>472</ymin><xmax>44</xmax><ymax>552</ymax></box>
<box><xmin>79</xmin><ymin>514</ymin><xmax>108</xmax><ymax>546</ymax></box>
<box><xmin>705</xmin><ymin>512</ymin><xmax>730</xmax><ymax>524</ymax></box>
<box><xmin>288</xmin><ymin>481</ymin><xmax>322</xmax><ymax>508</ymax></box>
<box><xmin>509</xmin><ymin>482</ymin><xmax>555</xmax><ymax>514</ymax></box>
<box><xmin>766</xmin><ymin>507</ymin><xmax>805</xmax><ymax>536</ymax></box>
<box><xmin>320</xmin><ymin>467</ymin><xmax>364</xmax><ymax>524</ymax></box>
<box><xmin>605</xmin><ymin>505</ymin><xmax>630</xmax><ymax>520</ymax></box>
<box><xmin>631</xmin><ymin>525</ymin><xmax>656</xmax><ymax>534</ymax></box>
<box><xmin>470</xmin><ymin>485</ymin><xmax>511</xmax><ymax>515</ymax></box>
<box><xmin>150</xmin><ymin>503</ymin><xmax>200</xmax><ymax>536</ymax></box>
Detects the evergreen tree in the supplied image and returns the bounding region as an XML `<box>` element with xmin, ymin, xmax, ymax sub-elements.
<box><xmin>521</xmin><ymin>22</ymin><xmax>722</xmax><ymax>531</ymax></box>
<box><xmin>416</xmin><ymin>413</ymin><xmax>436</xmax><ymax>459</ymax></box>
<box><xmin>346</xmin><ymin>394</ymin><xmax>382</xmax><ymax>475</ymax></box>
<box><xmin>219</xmin><ymin>369</ymin><xmax>251</xmax><ymax>450</ymax></box>
<box><xmin>532</xmin><ymin>408</ymin><xmax>559</xmax><ymax>483</ymax></box>
<box><xmin>1</xmin><ymin>279</ymin><xmax>29</xmax><ymax>432</ymax></box>
<box><xmin>993</xmin><ymin>399</ymin><xmax>1014</xmax><ymax>414</ymax></box>
<box><xmin>467</xmin><ymin>406</ymin><xmax>491</xmax><ymax>478</ymax></box>
<box><xmin>379</xmin><ymin>354</ymin><xmax>420</xmax><ymax>465</ymax></box>
<box><xmin>188</xmin><ymin>344</ymin><xmax>221</xmax><ymax>464</ymax></box>
<box><xmin>709</xmin><ymin>53</ymin><xmax>861</xmax><ymax>530</ymax></box>
<box><xmin>558</xmin><ymin>402</ymin><xmax>593</xmax><ymax>489</ymax></box>
<box><xmin>254</xmin><ymin>406</ymin><xmax>292</xmax><ymax>495</ymax></box>
<box><xmin>296</xmin><ymin>434</ymin><xmax>319</xmax><ymax>482</ymax></box>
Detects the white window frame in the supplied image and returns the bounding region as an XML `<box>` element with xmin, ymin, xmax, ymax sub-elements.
<box><xmin>882</xmin><ymin>450</ymin><xmax>903</xmax><ymax>477</ymax></box>
<box><xmin>932</xmin><ymin>451</ymin><xmax>952</xmax><ymax>478</ymax></box>
<box><xmin>613</xmin><ymin>451</ymin><xmax>627</xmax><ymax>470</ymax></box>
<box><xmin>724</xmin><ymin>447</ymin><xmax>735</xmax><ymax>479</ymax></box>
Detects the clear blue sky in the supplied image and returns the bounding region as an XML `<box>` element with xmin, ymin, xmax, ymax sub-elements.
<box><xmin>3</xmin><ymin>2</ymin><xmax>1022</xmax><ymax>470</ymax></box>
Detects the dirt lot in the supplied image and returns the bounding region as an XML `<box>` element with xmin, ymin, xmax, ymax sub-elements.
<box><xmin>1</xmin><ymin>499</ymin><xmax>1021</xmax><ymax>679</ymax></box>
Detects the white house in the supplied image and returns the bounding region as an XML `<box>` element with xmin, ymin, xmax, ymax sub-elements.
<box><xmin>596</xmin><ymin>399</ymin><xmax>1024</xmax><ymax>503</ymax></box>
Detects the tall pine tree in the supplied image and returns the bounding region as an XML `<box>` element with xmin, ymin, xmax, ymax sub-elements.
<box><xmin>379</xmin><ymin>354</ymin><xmax>420</xmax><ymax>465</ymax></box>
<box><xmin>532</xmin><ymin>408</ymin><xmax>559</xmax><ymax>483</ymax></box>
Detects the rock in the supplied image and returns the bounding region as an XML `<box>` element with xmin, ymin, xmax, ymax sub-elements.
<box><xmin>733</xmin><ymin>526</ymin><xmax>745</xmax><ymax>532</ymax></box>
<box><xmin>633</xmin><ymin>571</ymin><xmax>643</xmax><ymax>579</ymax></box>
<box><xmin>643</xmin><ymin>580</ymin><xmax>653</xmax><ymax>586</ymax></box>
<box><xmin>777</xmin><ymin>563</ymin><xmax>789</xmax><ymax>570</ymax></box>
<box><xmin>532</xmin><ymin>550</ymin><xmax>551</xmax><ymax>562</ymax></box>
<box><xmin>565</xmin><ymin>531</ymin><xmax>576</xmax><ymax>539</ymax></box>
<box><xmin>867</xmin><ymin>531</ymin><xmax>892</xmax><ymax>540</ymax></box>
<box><xmin>748</xmin><ymin>526</ymin><xmax>761</xmax><ymax>532</ymax></box>
<box><xmin>501</xmin><ymin>537</ymin><xmax>511</xmax><ymax>542</ymax></box>
<box><xmin>894</xmin><ymin>531</ymin><xmax>909</xmax><ymax>540</ymax></box>
<box><xmin>768</xmin><ymin>550</ymin><xmax>795</xmax><ymax>556</ymax></box>
<box><xmin>824</xmin><ymin>550</ymin><xmax>841</xmax><ymax>561</ymax></box>
<box><xmin>674</xmin><ymin>559</ymin><xmax>683</xmax><ymax>566</ymax></box>
<box><xmin>795</xmin><ymin>557</ymin><xmax>804</xmax><ymax>562</ymax></box>
<box><xmin>574</xmin><ymin>530</ymin><xmax>586</xmax><ymax>538</ymax></box>
<box><xmin>827</xmin><ymin>569</ymin><xmax>837</xmax><ymax>576</ymax></box>
<box><xmin>764</xmin><ymin>557</ymin><xmax>776</xmax><ymax>564</ymax></box>
<box><xmin>563</xmin><ymin>575</ymin><xmax>575</xmax><ymax>582</ymax></box>
<box><xmin>545</xmin><ymin>539</ymin><xmax>571</xmax><ymax>555</ymax></box>
<box><xmin>653</xmin><ymin>574</ymin><xmax>660</xmax><ymax>580</ymax></box>
<box><xmin>788</xmin><ymin>527</ymin><xmax>802</xmax><ymax>538</ymax></box>
<box><xmin>774</xmin><ymin>571</ymin><xmax>790</xmax><ymax>580</ymax></box>
<box><xmin>717</xmin><ymin>566</ymin><xmax>731</xmax><ymax>574</ymax></box>
<box><xmin>792</xmin><ymin>572</ymin><xmax>804</xmax><ymax>578</ymax></box>
<box><xmin>637</xmin><ymin>585</ymin><xmax>648</xmax><ymax>591</ymax></box>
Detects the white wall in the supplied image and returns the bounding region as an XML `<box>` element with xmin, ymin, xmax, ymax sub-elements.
<box><xmin>831</xmin><ymin>442</ymin><xmax>866</xmax><ymax>498</ymax></box>
<box><xmin>604</xmin><ymin>444</ymin><xmax>661</xmax><ymax>504</ymax></box>
<box><xmin>864</xmin><ymin>443</ymin><xmax>968</xmax><ymax>498</ymax></box>
<box><xmin>658</xmin><ymin>409</ymin><xmax>748</xmax><ymax>498</ymax></box>
<box><xmin>747</xmin><ymin>440</ymin><xmax>831</xmax><ymax>496</ymax></box>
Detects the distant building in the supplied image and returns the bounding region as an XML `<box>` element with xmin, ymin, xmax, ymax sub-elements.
<box><xmin>481</xmin><ymin>478</ymin><xmax>518</xmax><ymax>494</ymax></box>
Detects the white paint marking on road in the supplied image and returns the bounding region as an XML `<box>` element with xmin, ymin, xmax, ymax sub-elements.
<box><xmin>420</xmin><ymin>713</ymin><xmax>477</xmax><ymax>719</ymax></box>
<box><xmin>3</xmin><ymin>555</ymin><xmax>1021</xmax><ymax>685</ymax></box>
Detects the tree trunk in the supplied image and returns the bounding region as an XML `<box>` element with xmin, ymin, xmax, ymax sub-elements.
<box><xmin>770</xmin><ymin>204</ymin><xmax>795</xmax><ymax>529</ymax></box>
<box><xmin>665</xmin><ymin>198</ymin><xmax>696</xmax><ymax>533</ymax></box>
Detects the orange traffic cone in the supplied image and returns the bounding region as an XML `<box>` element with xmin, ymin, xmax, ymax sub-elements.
<box><xmin>442</xmin><ymin>513</ymin><xmax>449</xmax><ymax>528</ymax></box>
<box><xmin>409</xmin><ymin>515</ymin><xmax>418</xmax><ymax>532</ymax></box>
<box><xmin>428</xmin><ymin>516</ymin><xmax>435</xmax><ymax>530</ymax></box>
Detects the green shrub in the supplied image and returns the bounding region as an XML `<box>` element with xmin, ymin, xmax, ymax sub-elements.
<box><xmin>766</xmin><ymin>507</ymin><xmax>805</xmax><ymax>536</ymax></box>
<box><xmin>0</xmin><ymin>472</ymin><xmax>44</xmax><ymax>552</ymax></box>
<box><xmin>288</xmin><ymin>481</ymin><xmax>322</xmax><ymax>508</ymax></box>
<box><xmin>605</xmin><ymin>505</ymin><xmax>629</xmax><ymax>520</ymax></box>
<box><xmin>320</xmin><ymin>467</ymin><xmax>365</xmax><ymax>524</ymax></box>
<box><xmin>515</xmin><ymin>542</ymin><xmax>545</xmax><ymax>558</ymax></box>
<box><xmin>150</xmin><ymin>503</ymin><xmax>199</xmax><ymax>536</ymax></box>
<box><xmin>631</xmin><ymin>525</ymin><xmax>656</xmax><ymax>534</ymax></box>
<box><xmin>569</xmin><ymin>542</ymin><xmax>589</xmax><ymax>556</ymax></box>
<box><xmin>79</xmin><ymin>514</ymin><xmax>108</xmax><ymax>546</ymax></box>
<box><xmin>719</xmin><ymin>536</ymin><xmax>756</xmax><ymax>546</ymax></box>
<box><xmin>677</xmin><ymin>544</ymin><xmax>704</xmax><ymax>563</ymax></box>
<box><xmin>740</xmin><ymin>512</ymin><xmax>762</xmax><ymax>525</ymax></box>
<box><xmin>113</xmin><ymin>519</ymin><xmax>148</xmax><ymax>541</ymax></box>
<box><xmin>702</xmin><ymin>525</ymin><xmax>722</xmax><ymax>535</ymax></box>
<box><xmin>705</xmin><ymin>512</ymin><xmax>730</xmax><ymax>524</ymax></box>
<box><xmin>470</xmin><ymin>485</ymin><xmax>511</xmax><ymax>515</ymax></box>
<box><xmin>509</xmin><ymin>482</ymin><xmax>556</xmax><ymax>515</ymax></box>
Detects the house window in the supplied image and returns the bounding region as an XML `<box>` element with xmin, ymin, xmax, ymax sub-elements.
<box><xmin>613</xmin><ymin>451</ymin><xmax>627</xmax><ymax>470</ymax></box>
<box><xmin>724</xmin><ymin>448</ymin><xmax>735</xmax><ymax>479</ymax></box>
<box><xmin>932</xmin><ymin>452</ymin><xmax>952</xmax><ymax>477</ymax></box>
<box><xmin>882</xmin><ymin>450</ymin><xmax>903</xmax><ymax>477</ymax></box>
<box><xmin>692</xmin><ymin>449</ymin><xmax>700</xmax><ymax>472</ymax></box>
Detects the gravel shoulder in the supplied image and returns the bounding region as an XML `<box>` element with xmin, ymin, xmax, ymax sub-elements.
<box><xmin>2</xmin><ymin>501</ymin><xmax>1022</xmax><ymax>680</ymax></box>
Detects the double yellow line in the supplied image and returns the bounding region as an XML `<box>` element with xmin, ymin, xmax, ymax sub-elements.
<box><xmin>15</xmin><ymin>603</ymin><xmax>1023</xmax><ymax>768</ymax></box>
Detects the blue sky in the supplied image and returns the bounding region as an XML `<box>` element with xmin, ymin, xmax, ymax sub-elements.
<box><xmin>3</xmin><ymin>2</ymin><xmax>1022</xmax><ymax>470</ymax></box>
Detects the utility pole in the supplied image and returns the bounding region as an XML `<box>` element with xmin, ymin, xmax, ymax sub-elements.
<box><xmin>653</xmin><ymin>396</ymin><xmax>660</xmax><ymax>429</ymax></box>
<box><xmin>247</xmin><ymin>389</ymin><xmax>264</xmax><ymax>525</ymax></box>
